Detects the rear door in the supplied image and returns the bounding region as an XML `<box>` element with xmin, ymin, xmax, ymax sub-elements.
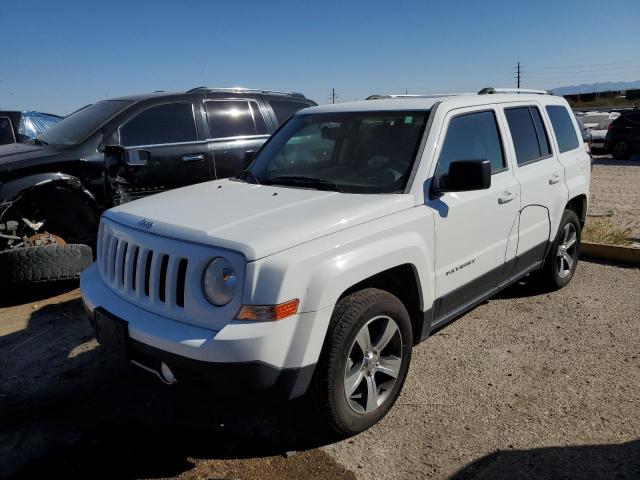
<box><xmin>112</xmin><ymin>101</ymin><xmax>212</xmax><ymax>203</ymax></box>
<box><xmin>427</xmin><ymin>106</ymin><xmax>520</xmax><ymax>324</ymax></box>
<box><xmin>204</xmin><ymin>99</ymin><xmax>270</xmax><ymax>178</ymax></box>
<box><xmin>502</xmin><ymin>104</ymin><xmax>568</xmax><ymax>265</ymax></box>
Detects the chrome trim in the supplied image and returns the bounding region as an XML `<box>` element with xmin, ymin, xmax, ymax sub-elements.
<box><xmin>124</xmin><ymin>140</ymin><xmax>209</xmax><ymax>149</ymax></box>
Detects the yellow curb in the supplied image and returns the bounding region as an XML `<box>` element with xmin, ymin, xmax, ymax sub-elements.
<box><xmin>580</xmin><ymin>241</ymin><xmax>640</xmax><ymax>266</ymax></box>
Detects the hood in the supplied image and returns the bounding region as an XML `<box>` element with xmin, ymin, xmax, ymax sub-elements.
<box><xmin>105</xmin><ymin>179</ymin><xmax>415</xmax><ymax>261</ymax></box>
<box><xmin>0</xmin><ymin>142</ymin><xmax>61</xmax><ymax>170</ymax></box>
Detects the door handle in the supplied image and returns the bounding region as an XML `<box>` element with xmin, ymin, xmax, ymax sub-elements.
<box><xmin>498</xmin><ymin>191</ymin><xmax>514</xmax><ymax>204</ymax></box>
<box><xmin>549</xmin><ymin>173</ymin><xmax>561</xmax><ymax>185</ymax></box>
<box><xmin>182</xmin><ymin>154</ymin><xmax>205</xmax><ymax>162</ymax></box>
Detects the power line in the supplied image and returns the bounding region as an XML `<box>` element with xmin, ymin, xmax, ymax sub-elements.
<box><xmin>526</xmin><ymin>60</ymin><xmax>640</xmax><ymax>71</ymax></box>
<box><xmin>516</xmin><ymin>61</ymin><xmax>521</xmax><ymax>88</ymax></box>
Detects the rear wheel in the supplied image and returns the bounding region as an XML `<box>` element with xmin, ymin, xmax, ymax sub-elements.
<box><xmin>312</xmin><ymin>288</ymin><xmax>413</xmax><ymax>435</ymax></box>
<box><xmin>612</xmin><ymin>139</ymin><xmax>630</xmax><ymax>160</ymax></box>
<box><xmin>539</xmin><ymin>210</ymin><xmax>581</xmax><ymax>290</ymax></box>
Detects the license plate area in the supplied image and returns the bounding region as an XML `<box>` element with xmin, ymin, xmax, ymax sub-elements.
<box><xmin>94</xmin><ymin>308</ymin><xmax>129</xmax><ymax>359</ymax></box>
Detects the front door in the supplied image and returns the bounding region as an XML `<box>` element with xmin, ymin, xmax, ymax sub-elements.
<box><xmin>109</xmin><ymin>101</ymin><xmax>212</xmax><ymax>204</ymax></box>
<box><xmin>203</xmin><ymin>99</ymin><xmax>271</xmax><ymax>178</ymax></box>
<box><xmin>426</xmin><ymin>107</ymin><xmax>520</xmax><ymax>325</ymax></box>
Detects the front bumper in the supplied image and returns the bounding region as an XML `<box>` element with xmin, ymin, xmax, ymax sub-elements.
<box><xmin>81</xmin><ymin>264</ymin><xmax>333</xmax><ymax>399</ymax></box>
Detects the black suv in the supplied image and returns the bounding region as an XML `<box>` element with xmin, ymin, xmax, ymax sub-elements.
<box><xmin>605</xmin><ymin>109</ymin><xmax>640</xmax><ymax>159</ymax></box>
<box><xmin>0</xmin><ymin>87</ymin><xmax>316</xmax><ymax>286</ymax></box>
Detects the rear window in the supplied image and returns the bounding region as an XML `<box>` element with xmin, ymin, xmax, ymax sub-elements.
<box><xmin>0</xmin><ymin>117</ymin><xmax>16</xmax><ymax>145</ymax></box>
<box><xmin>546</xmin><ymin>105</ymin><xmax>580</xmax><ymax>153</ymax></box>
<box><xmin>269</xmin><ymin>100</ymin><xmax>311</xmax><ymax>125</ymax></box>
<box><xmin>505</xmin><ymin>106</ymin><xmax>552</xmax><ymax>165</ymax></box>
<box><xmin>205</xmin><ymin>100</ymin><xmax>267</xmax><ymax>139</ymax></box>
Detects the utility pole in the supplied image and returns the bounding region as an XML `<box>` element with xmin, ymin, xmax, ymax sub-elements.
<box><xmin>516</xmin><ymin>62</ymin><xmax>521</xmax><ymax>89</ymax></box>
<box><xmin>330</xmin><ymin>88</ymin><xmax>338</xmax><ymax>104</ymax></box>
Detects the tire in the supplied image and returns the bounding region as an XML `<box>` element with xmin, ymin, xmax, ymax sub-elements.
<box><xmin>311</xmin><ymin>288</ymin><xmax>413</xmax><ymax>435</ymax></box>
<box><xmin>611</xmin><ymin>139</ymin><xmax>630</xmax><ymax>160</ymax></box>
<box><xmin>0</xmin><ymin>244</ymin><xmax>93</xmax><ymax>287</ymax></box>
<box><xmin>539</xmin><ymin>210</ymin><xmax>581</xmax><ymax>290</ymax></box>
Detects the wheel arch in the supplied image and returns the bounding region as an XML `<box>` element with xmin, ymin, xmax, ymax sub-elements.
<box><xmin>338</xmin><ymin>264</ymin><xmax>426</xmax><ymax>346</ymax></box>
<box><xmin>565</xmin><ymin>194</ymin><xmax>587</xmax><ymax>227</ymax></box>
<box><xmin>0</xmin><ymin>172</ymin><xmax>100</xmax><ymax>243</ymax></box>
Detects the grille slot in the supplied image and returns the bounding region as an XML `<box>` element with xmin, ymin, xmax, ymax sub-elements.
<box><xmin>144</xmin><ymin>251</ymin><xmax>153</xmax><ymax>297</ymax></box>
<box><xmin>176</xmin><ymin>259</ymin><xmax>188</xmax><ymax>308</ymax></box>
<box><xmin>158</xmin><ymin>255</ymin><xmax>169</xmax><ymax>303</ymax></box>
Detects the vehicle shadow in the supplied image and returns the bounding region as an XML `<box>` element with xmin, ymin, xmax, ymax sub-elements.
<box><xmin>450</xmin><ymin>440</ymin><xmax>640</xmax><ymax>479</ymax></box>
<box><xmin>0</xmin><ymin>298</ymin><xmax>340</xmax><ymax>480</ymax></box>
<box><xmin>592</xmin><ymin>157</ymin><xmax>640</xmax><ymax>166</ymax></box>
<box><xmin>0</xmin><ymin>279</ymin><xmax>79</xmax><ymax>308</ymax></box>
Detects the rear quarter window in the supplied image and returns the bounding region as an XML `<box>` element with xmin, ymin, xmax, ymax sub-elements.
<box><xmin>269</xmin><ymin>100</ymin><xmax>312</xmax><ymax>125</ymax></box>
<box><xmin>545</xmin><ymin>105</ymin><xmax>580</xmax><ymax>153</ymax></box>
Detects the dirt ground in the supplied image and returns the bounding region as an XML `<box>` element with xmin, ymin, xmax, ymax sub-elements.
<box><xmin>1</xmin><ymin>157</ymin><xmax>639</xmax><ymax>480</ymax></box>
<box><xmin>589</xmin><ymin>156</ymin><xmax>640</xmax><ymax>238</ymax></box>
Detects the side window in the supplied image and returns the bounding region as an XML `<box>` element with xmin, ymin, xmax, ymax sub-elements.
<box><xmin>269</xmin><ymin>100</ymin><xmax>311</xmax><ymax>125</ymax></box>
<box><xmin>436</xmin><ymin>110</ymin><xmax>505</xmax><ymax>177</ymax></box>
<box><xmin>505</xmin><ymin>106</ymin><xmax>552</xmax><ymax>165</ymax></box>
<box><xmin>120</xmin><ymin>103</ymin><xmax>197</xmax><ymax>147</ymax></box>
<box><xmin>545</xmin><ymin>105</ymin><xmax>580</xmax><ymax>153</ymax></box>
<box><xmin>205</xmin><ymin>100</ymin><xmax>267</xmax><ymax>139</ymax></box>
<box><xmin>0</xmin><ymin>117</ymin><xmax>16</xmax><ymax>145</ymax></box>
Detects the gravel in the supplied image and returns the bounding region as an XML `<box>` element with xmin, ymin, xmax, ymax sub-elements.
<box><xmin>589</xmin><ymin>156</ymin><xmax>640</xmax><ymax>238</ymax></box>
<box><xmin>1</xmin><ymin>259</ymin><xmax>638</xmax><ymax>479</ymax></box>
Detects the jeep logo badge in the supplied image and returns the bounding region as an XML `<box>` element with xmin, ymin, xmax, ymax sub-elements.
<box><xmin>138</xmin><ymin>219</ymin><xmax>154</xmax><ymax>229</ymax></box>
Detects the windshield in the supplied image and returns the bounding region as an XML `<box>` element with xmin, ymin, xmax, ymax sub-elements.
<box><xmin>245</xmin><ymin>110</ymin><xmax>429</xmax><ymax>193</ymax></box>
<box><xmin>36</xmin><ymin>100</ymin><xmax>131</xmax><ymax>146</ymax></box>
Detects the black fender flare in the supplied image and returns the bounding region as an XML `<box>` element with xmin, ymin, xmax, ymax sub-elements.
<box><xmin>0</xmin><ymin>172</ymin><xmax>98</xmax><ymax>222</ymax></box>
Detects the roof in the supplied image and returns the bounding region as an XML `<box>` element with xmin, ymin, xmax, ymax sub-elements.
<box><xmin>110</xmin><ymin>87</ymin><xmax>309</xmax><ymax>103</ymax></box>
<box><xmin>304</xmin><ymin>92</ymin><xmax>568</xmax><ymax>114</ymax></box>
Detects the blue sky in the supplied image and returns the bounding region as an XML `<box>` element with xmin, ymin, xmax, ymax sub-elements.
<box><xmin>1</xmin><ymin>0</ymin><xmax>639</xmax><ymax>114</ymax></box>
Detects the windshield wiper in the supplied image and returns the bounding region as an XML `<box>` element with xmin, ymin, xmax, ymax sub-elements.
<box><xmin>236</xmin><ymin>169</ymin><xmax>261</xmax><ymax>185</ymax></box>
<box><xmin>267</xmin><ymin>175</ymin><xmax>343</xmax><ymax>192</ymax></box>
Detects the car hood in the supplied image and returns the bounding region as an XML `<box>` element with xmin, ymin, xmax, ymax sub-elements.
<box><xmin>105</xmin><ymin>179</ymin><xmax>415</xmax><ymax>261</ymax></box>
<box><xmin>0</xmin><ymin>142</ymin><xmax>60</xmax><ymax>169</ymax></box>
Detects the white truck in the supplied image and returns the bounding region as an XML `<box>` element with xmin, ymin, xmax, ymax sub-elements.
<box><xmin>81</xmin><ymin>88</ymin><xmax>590</xmax><ymax>434</ymax></box>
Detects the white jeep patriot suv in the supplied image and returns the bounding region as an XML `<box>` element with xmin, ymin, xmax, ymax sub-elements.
<box><xmin>81</xmin><ymin>87</ymin><xmax>590</xmax><ymax>434</ymax></box>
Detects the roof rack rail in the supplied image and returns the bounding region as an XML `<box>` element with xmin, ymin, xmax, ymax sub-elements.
<box><xmin>366</xmin><ymin>93</ymin><xmax>469</xmax><ymax>100</ymax></box>
<box><xmin>186</xmin><ymin>86</ymin><xmax>306</xmax><ymax>98</ymax></box>
<box><xmin>478</xmin><ymin>87</ymin><xmax>550</xmax><ymax>95</ymax></box>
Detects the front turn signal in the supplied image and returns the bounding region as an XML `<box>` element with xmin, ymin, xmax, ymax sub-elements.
<box><xmin>236</xmin><ymin>299</ymin><xmax>300</xmax><ymax>321</ymax></box>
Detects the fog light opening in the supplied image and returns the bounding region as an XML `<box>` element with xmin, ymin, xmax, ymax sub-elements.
<box><xmin>160</xmin><ymin>362</ymin><xmax>177</xmax><ymax>384</ymax></box>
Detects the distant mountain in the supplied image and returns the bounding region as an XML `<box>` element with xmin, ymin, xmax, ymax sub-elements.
<box><xmin>551</xmin><ymin>80</ymin><xmax>640</xmax><ymax>96</ymax></box>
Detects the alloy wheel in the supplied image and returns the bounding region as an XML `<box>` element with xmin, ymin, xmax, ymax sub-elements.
<box><xmin>556</xmin><ymin>223</ymin><xmax>578</xmax><ymax>279</ymax></box>
<box><xmin>343</xmin><ymin>315</ymin><xmax>403</xmax><ymax>414</ymax></box>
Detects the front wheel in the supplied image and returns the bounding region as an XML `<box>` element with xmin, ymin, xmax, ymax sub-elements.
<box><xmin>539</xmin><ymin>210</ymin><xmax>581</xmax><ymax>290</ymax></box>
<box><xmin>311</xmin><ymin>288</ymin><xmax>413</xmax><ymax>435</ymax></box>
<box><xmin>611</xmin><ymin>139</ymin><xmax>630</xmax><ymax>160</ymax></box>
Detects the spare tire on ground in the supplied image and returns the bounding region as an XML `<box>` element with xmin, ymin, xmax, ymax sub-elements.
<box><xmin>0</xmin><ymin>244</ymin><xmax>93</xmax><ymax>287</ymax></box>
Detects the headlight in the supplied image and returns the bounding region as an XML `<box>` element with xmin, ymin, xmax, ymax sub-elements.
<box><xmin>202</xmin><ymin>257</ymin><xmax>237</xmax><ymax>306</ymax></box>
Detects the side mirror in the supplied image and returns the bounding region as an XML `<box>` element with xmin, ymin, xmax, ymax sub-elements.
<box><xmin>243</xmin><ymin>150</ymin><xmax>256</xmax><ymax>167</ymax></box>
<box><xmin>432</xmin><ymin>160</ymin><xmax>491</xmax><ymax>195</ymax></box>
<box><xmin>125</xmin><ymin>149</ymin><xmax>150</xmax><ymax>166</ymax></box>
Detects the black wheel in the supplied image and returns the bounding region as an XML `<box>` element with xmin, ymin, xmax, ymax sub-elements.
<box><xmin>312</xmin><ymin>288</ymin><xmax>413</xmax><ymax>435</ymax></box>
<box><xmin>611</xmin><ymin>139</ymin><xmax>630</xmax><ymax>160</ymax></box>
<box><xmin>0</xmin><ymin>244</ymin><xmax>93</xmax><ymax>287</ymax></box>
<box><xmin>539</xmin><ymin>210</ymin><xmax>581</xmax><ymax>290</ymax></box>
